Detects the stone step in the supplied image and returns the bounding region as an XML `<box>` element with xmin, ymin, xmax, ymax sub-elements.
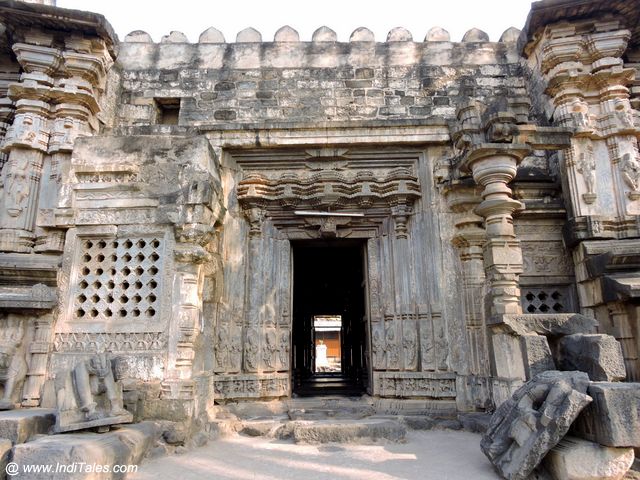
<box><xmin>11</xmin><ymin>421</ymin><xmax>159</xmax><ymax>480</ymax></box>
<box><xmin>291</xmin><ymin>419</ymin><xmax>406</xmax><ymax>444</ymax></box>
<box><xmin>0</xmin><ymin>409</ymin><xmax>56</xmax><ymax>445</ymax></box>
<box><xmin>238</xmin><ymin>419</ymin><xmax>285</xmax><ymax>437</ymax></box>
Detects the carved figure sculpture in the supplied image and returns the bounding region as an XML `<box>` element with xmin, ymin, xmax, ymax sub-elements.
<box><xmin>262</xmin><ymin>330</ymin><xmax>276</xmax><ymax>369</ymax></box>
<box><xmin>569</xmin><ymin>99</ymin><xmax>590</xmax><ymax>129</ymax></box>
<box><xmin>372</xmin><ymin>326</ymin><xmax>385</xmax><ymax>368</ymax></box>
<box><xmin>0</xmin><ymin>318</ymin><xmax>27</xmax><ymax>410</ymax></box>
<box><xmin>215</xmin><ymin>325</ymin><xmax>229</xmax><ymax>369</ymax></box>
<box><xmin>614</xmin><ymin>101</ymin><xmax>635</xmax><ymax>128</ymax></box>
<box><xmin>620</xmin><ymin>152</ymin><xmax>640</xmax><ymax>192</ymax></box>
<box><xmin>385</xmin><ymin>326</ymin><xmax>399</xmax><ymax>368</ymax></box>
<box><xmin>244</xmin><ymin>328</ymin><xmax>259</xmax><ymax>371</ymax></box>
<box><xmin>481</xmin><ymin>371</ymin><xmax>592</xmax><ymax>480</ymax></box>
<box><xmin>4</xmin><ymin>156</ymin><xmax>30</xmax><ymax>217</ymax></box>
<box><xmin>577</xmin><ymin>147</ymin><xmax>596</xmax><ymax>195</ymax></box>
<box><xmin>402</xmin><ymin>326</ymin><xmax>417</xmax><ymax>368</ymax></box>
<box><xmin>73</xmin><ymin>353</ymin><xmax>129</xmax><ymax>421</ymax></box>
<box><xmin>278</xmin><ymin>331</ymin><xmax>289</xmax><ymax>369</ymax></box>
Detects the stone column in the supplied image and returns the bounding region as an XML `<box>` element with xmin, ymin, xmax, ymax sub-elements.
<box><xmin>466</xmin><ymin>145</ymin><xmax>529</xmax><ymax>316</ymax></box>
<box><xmin>462</xmin><ymin>145</ymin><xmax>531</xmax><ymax>405</ymax></box>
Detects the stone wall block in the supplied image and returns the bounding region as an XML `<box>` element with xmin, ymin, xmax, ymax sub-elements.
<box><xmin>520</xmin><ymin>334</ymin><xmax>555</xmax><ymax>379</ymax></box>
<box><xmin>556</xmin><ymin>334</ymin><xmax>626</xmax><ymax>381</ymax></box>
<box><xmin>572</xmin><ymin>382</ymin><xmax>640</xmax><ymax>447</ymax></box>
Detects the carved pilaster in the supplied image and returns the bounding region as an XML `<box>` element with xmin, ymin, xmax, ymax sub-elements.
<box><xmin>447</xmin><ymin>184</ymin><xmax>490</xmax><ymax>376</ymax></box>
<box><xmin>21</xmin><ymin>316</ymin><xmax>52</xmax><ymax>406</ymax></box>
<box><xmin>34</xmin><ymin>39</ymin><xmax>112</xmax><ymax>253</ymax></box>
<box><xmin>0</xmin><ymin>41</ymin><xmax>58</xmax><ymax>252</ymax></box>
<box><xmin>163</xmin><ymin>179</ymin><xmax>220</xmax><ymax>400</ymax></box>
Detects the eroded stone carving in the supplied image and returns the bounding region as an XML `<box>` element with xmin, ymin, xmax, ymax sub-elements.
<box><xmin>238</xmin><ymin>167</ymin><xmax>421</xmax><ymax>238</ymax></box>
<box><xmin>619</xmin><ymin>152</ymin><xmax>640</xmax><ymax>200</ymax></box>
<box><xmin>481</xmin><ymin>371</ymin><xmax>592</xmax><ymax>480</ymax></box>
<box><xmin>244</xmin><ymin>327</ymin><xmax>259</xmax><ymax>372</ymax></box>
<box><xmin>0</xmin><ymin>317</ymin><xmax>27</xmax><ymax>410</ymax></box>
<box><xmin>213</xmin><ymin>373</ymin><xmax>288</xmax><ymax>399</ymax></box>
<box><xmin>55</xmin><ymin>353</ymin><xmax>133</xmax><ymax>432</ymax></box>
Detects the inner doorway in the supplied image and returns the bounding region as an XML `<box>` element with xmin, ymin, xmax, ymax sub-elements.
<box><xmin>292</xmin><ymin>240</ymin><xmax>368</xmax><ymax>396</ymax></box>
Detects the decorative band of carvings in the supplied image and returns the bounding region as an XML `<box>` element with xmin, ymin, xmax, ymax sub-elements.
<box><xmin>214</xmin><ymin>373</ymin><xmax>289</xmax><ymax>399</ymax></box>
<box><xmin>238</xmin><ymin>167</ymin><xmax>421</xmax><ymax>209</ymax></box>
<box><xmin>374</xmin><ymin>372</ymin><xmax>456</xmax><ymax>399</ymax></box>
<box><xmin>53</xmin><ymin>332</ymin><xmax>167</xmax><ymax>353</ymax></box>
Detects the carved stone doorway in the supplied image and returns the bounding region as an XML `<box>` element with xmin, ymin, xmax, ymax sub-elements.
<box><xmin>291</xmin><ymin>240</ymin><xmax>368</xmax><ymax>396</ymax></box>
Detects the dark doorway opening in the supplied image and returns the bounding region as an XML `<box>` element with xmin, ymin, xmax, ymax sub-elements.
<box><xmin>292</xmin><ymin>239</ymin><xmax>367</xmax><ymax>396</ymax></box>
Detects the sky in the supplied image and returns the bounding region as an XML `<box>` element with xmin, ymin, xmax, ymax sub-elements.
<box><xmin>56</xmin><ymin>0</ymin><xmax>533</xmax><ymax>44</ymax></box>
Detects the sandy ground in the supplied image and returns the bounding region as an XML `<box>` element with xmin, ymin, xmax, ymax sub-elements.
<box><xmin>131</xmin><ymin>430</ymin><xmax>501</xmax><ymax>480</ymax></box>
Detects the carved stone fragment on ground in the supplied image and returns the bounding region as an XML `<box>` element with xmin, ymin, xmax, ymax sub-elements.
<box><xmin>480</xmin><ymin>370</ymin><xmax>592</xmax><ymax>480</ymax></box>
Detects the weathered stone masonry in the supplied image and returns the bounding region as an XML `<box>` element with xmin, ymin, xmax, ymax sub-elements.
<box><xmin>0</xmin><ymin>0</ymin><xmax>638</xmax><ymax>430</ymax></box>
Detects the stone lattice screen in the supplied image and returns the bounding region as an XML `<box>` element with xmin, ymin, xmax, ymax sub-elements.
<box><xmin>72</xmin><ymin>236</ymin><xmax>163</xmax><ymax>322</ymax></box>
<box><xmin>521</xmin><ymin>287</ymin><xmax>573</xmax><ymax>314</ymax></box>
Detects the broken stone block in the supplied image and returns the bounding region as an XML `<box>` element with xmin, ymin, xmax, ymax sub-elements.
<box><xmin>543</xmin><ymin>436</ymin><xmax>634</xmax><ymax>480</ymax></box>
<box><xmin>12</xmin><ymin>421</ymin><xmax>159</xmax><ymax>480</ymax></box>
<box><xmin>572</xmin><ymin>382</ymin><xmax>640</xmax><ymax>447</ymax></box>
<box><xmin>292</xmin><ymin>419</ymin><xmax>406</xmax><ymax>444</ymax></box>
<box><xmin>481</xmin><ymin>370</ymin><xmax>592</xmax><ymax>480</ymax></box>
<box><xmin>0</xmin><ymin>438</ymin><xmax>11</xmax><ymax>475</ymax></box>
<box><xmin>556</xmin><ymin>334</ymin><xmax>626</xmax><ymax>381</ymax></box>
<box><xmin>0</xmin><ymin>408</ymin><xmax>55</xmax><ymax>444</ymax></box>
<box><xmin>521</xmin><ymin>334</ymin><xmax>555</xmax><ymax>379</ymax></box>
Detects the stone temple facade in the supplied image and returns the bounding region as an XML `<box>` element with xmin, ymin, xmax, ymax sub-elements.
<box><xmin>0</xmin><ymin>0</ymin><xmax>639</xmax><ymax>439</ymax></box>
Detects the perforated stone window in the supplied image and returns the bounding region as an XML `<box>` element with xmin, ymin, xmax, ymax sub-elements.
<box><xmin>73</xmin><ymin>237</ymin><xmax>163</xmax><ymax>321</ymax></box>
<box><xmin>521</xmin><ymin>287</ymin><xmax>571</xmax><ymax>314</ymax></box>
